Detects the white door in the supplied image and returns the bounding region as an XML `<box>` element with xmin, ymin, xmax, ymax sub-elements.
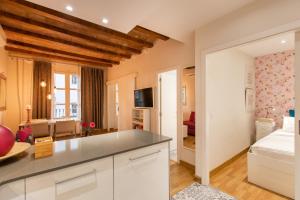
<box><xmin>117</xmin><ymin>76</ymin><xmax>135</xmax><ymax>131</ymax></box>
<box><xmin>107</xmin><ymin>83</ymin><xmax>118</xmax><ymax>130</ymax></box>
<box><xmin>114</xmin><ymin>142</ymin><xmax>169</xmax><ymax>200</ymax></box>
<box><xmin>159</xmin><ymin>70</ymin><xmax>177</xmax><ymax>161</ymax></box>
<box><xmin>26</xmin><ymin>157</ymin><xmax>113</xmax><ymax>200</ymax></box>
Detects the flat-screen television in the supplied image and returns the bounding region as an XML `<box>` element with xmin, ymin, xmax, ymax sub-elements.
<box><xmin>134</xmin><ymin>87</ymin><xmax>153</xmax><ymax>108</ymax></box>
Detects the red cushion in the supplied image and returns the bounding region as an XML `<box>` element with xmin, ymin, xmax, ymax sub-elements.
<box><xmin>189</xmin><ymin>112</ymin><xmax>195</xmax><ymax>122</ymax></box>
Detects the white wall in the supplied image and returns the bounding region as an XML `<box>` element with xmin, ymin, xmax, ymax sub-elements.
<box><xmin>295</xmin><ymin>32</ymin><xmax>300</xmax><ymax>200</ymax></box>
<box><xmin>195</xmin><ymin>0</ymin><xmax>300</xmax><ymax>187</ymax></box>
<box><xmin>206</xmin><ymin>48</ymin><xmax>255</xmax><ymax>170</ymax></box>
<box><xmin>108</xmin><ymin>38</ymin><xmax>194</xmax><ymax>133</ymax></box>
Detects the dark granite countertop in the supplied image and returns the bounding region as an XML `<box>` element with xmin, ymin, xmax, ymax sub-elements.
<box><xmin>0</xmin><ymin>130</ymin><xmax>171</xmax><ymax>186</ymax></box>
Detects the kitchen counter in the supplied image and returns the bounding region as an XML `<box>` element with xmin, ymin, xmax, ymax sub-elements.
<box><xmin>0</xmin><ymin>130</ymin><xmax>171</xmax><ymax>187</ymax></box>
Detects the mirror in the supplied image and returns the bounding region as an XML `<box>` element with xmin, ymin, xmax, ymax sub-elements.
<box><xmin>0</xmin><ymin>73</ymin><xmax>7</xmax><ymax>111</ymax></box>
<box><xmin>182</xmin><ymin>66</ymin><xmax>195</xmax><ymax>150</ymax></box>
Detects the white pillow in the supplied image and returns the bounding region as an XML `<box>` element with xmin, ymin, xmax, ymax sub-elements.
<box><xmin>282</xmin><ymin>116</ymin><xmax>295</xmax><ymax>133</ymax></box>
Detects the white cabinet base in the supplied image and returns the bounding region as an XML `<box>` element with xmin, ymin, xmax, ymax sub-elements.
<box><xmin>0</xmin><ymin>180</ymin><xmax>25</xmax><ymax>200</ymax></box>
<box><xmin>26</xmin><ymin>157</ymin><xmax>113</xmax><ymax>200</ymax></box>
<box><xmin>114</xmin><ymin>143</ymin><xmax>169</xmax><ymax>200</ymax></box>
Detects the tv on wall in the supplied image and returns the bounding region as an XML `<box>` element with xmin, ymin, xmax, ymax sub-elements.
<box><xmin>134</xmin><ymin>87</ymin><xmax>153</xmax><ymax>108</ymax></box>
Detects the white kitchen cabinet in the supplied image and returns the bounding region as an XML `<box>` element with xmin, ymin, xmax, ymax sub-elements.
<box><xmin>0</xmin><ymin>180</ymin><xmax>25</xmax><ymax>200</ymax></box>
<box><xmin>114</xmin><ymin>142</ymin><xmax>169</xmax><ymax>200</ymax></box>
<box><xmin>26</xmin><ymin>156</ymin><xmax>113</xmax><ymax>200</ymax></box>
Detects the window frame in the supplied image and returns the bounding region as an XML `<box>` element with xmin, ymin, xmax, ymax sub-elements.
<box><xmin>52</xmin><ymin>69</ymin><xmax>81</xmax><ymax>119</ymax></box>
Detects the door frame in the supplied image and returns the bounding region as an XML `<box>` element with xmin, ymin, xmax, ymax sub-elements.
<box><xmin>196</xmin><ymin>25</ymin><xmax>300</xmax><ymax>185</ymax></box>
<box><xmin>157</xmin><ymin>66</ymin><xmax>182</xmax><ymax>162</ymax></box>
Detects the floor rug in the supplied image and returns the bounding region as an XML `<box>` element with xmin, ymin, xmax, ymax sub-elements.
<box><xmin>172</xmin><ymin>183</ymin><xmax>236</xmax><ymax>200</ymax></box>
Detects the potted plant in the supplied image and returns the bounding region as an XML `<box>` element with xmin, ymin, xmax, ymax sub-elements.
<box><xmin>81</xmin><ymin>122</ymin><xmax>96</xmax><ymax>137</ymax></box>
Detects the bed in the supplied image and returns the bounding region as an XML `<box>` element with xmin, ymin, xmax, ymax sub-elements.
<box><xmin>248</xmin><ymin>118</ymin><xmax>295</xmax><ymax>199</ymax></box>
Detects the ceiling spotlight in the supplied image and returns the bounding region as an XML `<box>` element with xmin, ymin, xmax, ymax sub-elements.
<box><xmin>102</xmin><ymin>18</ymin><xmax>109</xmax><ymax>24</ymax></box>
<box><xmin>281</xmin><ymin>40</ymin><xmax>287</xmax><ymax>44</ymax></box>
<box><xmin>66</xmin><ymin>5</ymin><xmax>73</xmax><ymax>12</ymax></box>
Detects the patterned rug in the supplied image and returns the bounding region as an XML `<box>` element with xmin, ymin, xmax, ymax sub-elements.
<box><xmin>172</xmin><ymin>183</ymin><xmax>236</xmax><ymax>200</ymax></box>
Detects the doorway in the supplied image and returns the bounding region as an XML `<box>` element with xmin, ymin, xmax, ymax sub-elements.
<box><xmin>200</xmin><ymin>31</ymin><xmax>296</xmax><ymax>199</ymax></box>
<box><xmin>158</xmin><ymin>69</ymin><xmax>178</xmax><ymax>161</ymax></box>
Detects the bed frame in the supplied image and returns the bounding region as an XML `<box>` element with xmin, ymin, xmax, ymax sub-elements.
<box><xmin>247</xmin><ymin>151</ymin><xmax>294</xmax><ymax>199</ymax></box>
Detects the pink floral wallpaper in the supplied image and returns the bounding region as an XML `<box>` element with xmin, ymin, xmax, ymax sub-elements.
<box><xmin>255</xmin><ymin>50</ymin><xmax>295</xmax><ymax>128</ymax></box>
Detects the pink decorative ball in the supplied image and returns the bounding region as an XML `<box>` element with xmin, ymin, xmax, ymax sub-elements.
<box><xmin>0</xmin><ymin>125</ymin><xmax>15</xmax><ymax>157</ymax></box>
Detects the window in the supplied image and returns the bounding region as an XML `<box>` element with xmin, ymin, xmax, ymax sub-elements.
<box><xmin>53</xmin><ymin>72</ymin><xmax>80</xmax><ymax>118</ymax></box>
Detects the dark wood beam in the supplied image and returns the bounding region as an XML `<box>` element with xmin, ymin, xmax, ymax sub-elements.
<box><xmin>1</xmin><ymin>0</ymin><xmax>153</xmax><ymax>48</ymax></box>
<box><xmin>0</xmin><ymin>11</ymin><xmax>140</xmax><ymax>55</ymax></box>
<box><xmin>5</xmin><ymin>46</ymin><xmax>113</xmax><ymax>68</ymax></box>
<box><xmin>7</xmin><ymin>40</ymin><xmax>120</xmax><ymax>65</ymax></box>
<box><xmin>3</xmin><ymin>26</ymin><xmax>121</xmax><ymax>61</ymax></box>
<box><xmin>130</xmin><ymin>26</ymin><xmax>169</xmax><ymax>41</ymax></box>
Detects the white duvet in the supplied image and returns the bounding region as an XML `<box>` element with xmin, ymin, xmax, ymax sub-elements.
<box><xmin>251</xmin><ymin>129</ymin><xmax>295</xmax><ymax>162</ymax></box>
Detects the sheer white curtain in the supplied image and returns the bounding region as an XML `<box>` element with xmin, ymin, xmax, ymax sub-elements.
<box><xmin>4</xmin><ymin>57</ymin><xmax>33</xmax><ymax>131</ymax></box>
<box><xmin>16</xmin><ymin>58</ymin><xmax>34</xmax><ymax>122</ymax></box>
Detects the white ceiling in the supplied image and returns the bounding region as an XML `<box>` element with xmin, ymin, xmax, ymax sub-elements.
<box><xmin>28</xmin><ymin>0</ymin><xmax>255</xmax><ymax>42</ymax></box>
<box><xmin>237</xmin><ymin>32</ymin><xmax>295</xmax><ymax>57</ymax></box>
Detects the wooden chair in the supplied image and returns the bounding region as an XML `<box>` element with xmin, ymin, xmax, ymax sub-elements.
<box><xmin>54</xmin><ymin>120</ymin><xmax>76</xmax><ymax>140</ymax></box>
<box><xmin>31</xmin><ymin>122</ymin><xmax>50</xmax><ymax>139</ymax></box>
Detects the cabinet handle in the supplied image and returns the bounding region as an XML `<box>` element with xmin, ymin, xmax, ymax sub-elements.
<box><xmin>129</xmin><ymin>150</ymin><xmax>161</xmax><ymax>161</ymax></box>
<box><xmin>55</xmin><ymin>169</ymin><xmax>96</xmax><ymax>185</ymax></box>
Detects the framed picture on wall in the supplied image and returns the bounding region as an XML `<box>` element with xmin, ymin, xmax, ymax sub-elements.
<box><xmin>245</xmin><ymin>63</ymin><xmax>255</xmax><ymax>89</ymax></box>
<box><xmin>245</xmin><ymin>88</ymin><xmax>255</xmax><ymax>112</ymax></box>
<box><xmin>182</xmin><ymin>86</ymin><xmax>186</xmax><ymax>105</ymax></box>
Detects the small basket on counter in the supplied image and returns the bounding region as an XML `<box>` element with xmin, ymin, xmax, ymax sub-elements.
<box><xmin>35</xmin><ymin>137</ymin><xmax>53</xmax><ymax>159</ymax></box>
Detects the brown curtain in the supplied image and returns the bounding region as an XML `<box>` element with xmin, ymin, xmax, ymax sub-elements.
<box><xmin>32</xmin><ymin>61</ymin><xmax>52</xmax><ymax>119</ymax></box>
<box><xmin>81</xmin><ymin>67</ymin><xmax>104</xmax><ymax>129</ymax></box>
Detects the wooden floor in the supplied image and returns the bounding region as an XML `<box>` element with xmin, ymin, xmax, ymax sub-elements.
<box><xmin>183</xmin><ymin>136</ymin><xmax>195</xmax><ymax>150</ymax></box>
<box><xmin>170</xmin><ymin>153</ymin><xmax>291</xmax><ymax>200</ymax></box>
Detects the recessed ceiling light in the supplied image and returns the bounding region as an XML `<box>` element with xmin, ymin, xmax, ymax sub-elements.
<box><xmin>281</xmin><ymin>40</ymin><xmax>287</xmax><ymax>44</ymax></box>
<box><xmin>66</xmin><ymin>5</ymin><xmax>73</xmax><ymax>12</ymax></box>
<box><xmin>102</xmin><ymin>18</ymin><xmax>109</xmax><ymax>24</ymax></box>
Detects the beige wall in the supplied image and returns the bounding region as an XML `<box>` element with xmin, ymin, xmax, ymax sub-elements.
<box><xmin>182</xmin><ymin>72</ymin><xmax>195</xmax><ymax>121</ymax></box>
<box><xmin>206</xmin><ymin>48</ymin><xmax>255</xmax><ymax>170</ymax></box>
<box><xmin>107</xmin><ymin>38</ymin><xmax>195</xmax><ymax>132</ymax></box>
<box><xmin>195</xmin><ymin>0</ymin><xmax>300</xmax><ymax>187</ymax></box>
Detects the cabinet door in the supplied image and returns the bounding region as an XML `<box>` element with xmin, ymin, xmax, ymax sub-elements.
<box><xmin>26</xmin><ymin>157</ymin><xmax>113</xmax><ymax>200</ymax></box>
<box><xmin>0</xmin><ymin>180</ymin><xmax>25</xmax><ymax>200</ymax></box>
<box><xmin>114</xmin><ymin>142</ymin><xmax>169</xmax><ymax>200</ymax></box>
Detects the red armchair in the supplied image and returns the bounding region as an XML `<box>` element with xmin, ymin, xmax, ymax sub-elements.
<box><xmin>183</xmin><ymin>112</ymin><xmax>195</xmax><ymax>136</ymax></box>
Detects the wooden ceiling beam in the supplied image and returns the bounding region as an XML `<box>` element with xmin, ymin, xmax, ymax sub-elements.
<box><xmin>1</xmin><ymin>0</ymin><xmax>153</xmax><ymax>49</ymax></box>
<box><xmin>0</xmin><ymin>11</ymin><xmax>141</xmax><ymax>55</ymax></box>
<box><xmin>6</xmin><ymin>43</ymin><xmax>113</xmax><ymax>66</ymax></box>
<box><xmin>7</xmin><ymin>40</ymin><xmax>120</xmax><ymax>65</ymax></box>
<box><xmin>5</xmin><ymin>46</ymin><xmax>113</xmax><ymax>68</ymax></box>
<box><xmin>129</xmin><ymin>26</ymin><xmax>170</xmax><ymax>41</ymax></box>
<box><xmin>3</xmin><ymin>28</ymin><xmax>122</xmax><ymax>63</ymax></box>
